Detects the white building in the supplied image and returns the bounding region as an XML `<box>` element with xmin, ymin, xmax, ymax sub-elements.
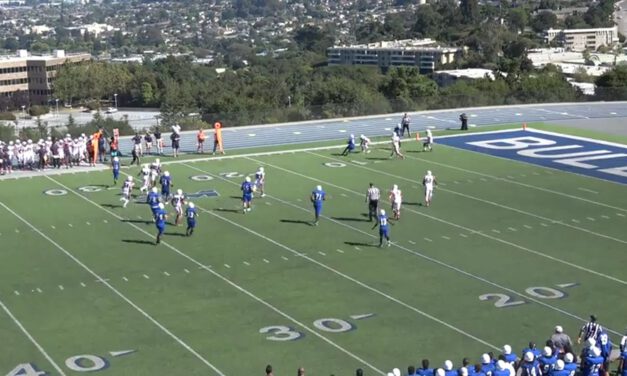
<box><xmin>327</xmin><ymin>39</ymin><xmax>462</xmax><ymax>73</ymax></box>
<box><xmin>545</xmin><ymin>27</ymin><xmax>619</xmax><ymax>51</ymax></box>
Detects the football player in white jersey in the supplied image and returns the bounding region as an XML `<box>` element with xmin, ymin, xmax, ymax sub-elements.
<box><xmin>390</xmin><ymin>133</ymin><xmax>405</xmax><ymax>159</ymax></box>
<box><xmin>389</xmin><ymin>184</ymin><xmax>402</xmax><ymax>220</ymax></box>
<box><xmin>254</xmin><ymin>166</ymin><xmax>266</xmax><ymax>197</ymax></box>
<box><xmin>360</xmin><ymin>134</ymin><xmax>371</xmax><ymax>153</ymax></box>
<box><xmin>121</xmin><ymin>176</ymin><xmax>135</xmax><ymax>208</ymax></box>
<box><xmin>423</xmin><ymin>170</ymin><xmax>437</xmax><ymax>207</ymax></box>
<box><xmin>171</xmin><ymin>189</ymin><xmax>185</xmax><ymax>225</ymax></box>
<box><xmin>139</xmin><ymin>164</ymin><xmax>152</xmax><ymax>193</ymax></box>
<box><xmin>423</xmin><ymin>129</ymin><xmax>434</xmax><ymax>152</ymax></box>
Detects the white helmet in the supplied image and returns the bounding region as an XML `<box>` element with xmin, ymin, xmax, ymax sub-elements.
<box><xmin>427</xmin><ymin>170</ymin><xmax>432</xmax><ymax>176</ymax></box>
<box><xmin>151</xmin><ymin>187</ymin><xmax>158</xmax><ymax>193</ymax></box>
<box><xmin>444</xmin><ymin>360</ymin><xmax>453</xmax><ymax>371</ymax></box>
<box><xmin>555</xmin><ymin>360</ymin><xmax>565</xmax><ymax>371</ymax></box>
<box><xmin>360</xmin><ymin>134</ymin><xmax>365</xmax><ymax>138</ymax></box>
<box><xmin>380</xmin><ymin>209</ymin><xmax>385</xmax><ymax>215</ymax></box>
<box><xmin>427</xmin><ymin>129</ymin><xmax>432</xmax><ymax>136</ymax></box>
<box><xmin>259</xmin><ymin>167</ymin><xmax>264</xmax><ymax>172</ymax></box>
<box><xmin>387</xmin><ymin>373</ymin><xmax>394</xmax><ymax>376</ymax></box>
<box><xmin>393</xmin><ymin>369</ymin><xmax>401</xmax><ymax>376</ymax></box>
<box><xmin>155</xmin><ymin>158</ymin><xmax>160</xmax><ymax>164</ymax></box>
<box><xmin>177</xmin><ymin>189</ymin><xmax>183</xmax><ymax>195</ymax></box>
<box><xmin>496</xmin><ymin>360</ymin><xmax>506</xmax><ymax>371</ymax></box>
<box><xmin>27</xmin><ymin>139</ymin><xmax>32</xmax><ymax>144</ymax></box>
<box><xmin>188</xmin><ymin>202</ymin><xmax>195</xmax><ymax>208</ymax></box>
<box><xmin>564</xmin><ymin>353</ymin><xmax>574</xmax><ymax>363</ymax></box>
<box><xmin>435</xmin><ymin>369</ymin><xmax>445</xmax><ymax>376</ymax></box>
<box><xmin>350</xmin><ymin>134</ymin><xmax>354</xmax><ymax>138</ymax></box>
<box><xmin>126</xmin><ymin>176</ymin><xmax>133</xmax><ymax>181</ymax></box>
<box><xmin>481</xmin><ymin>354</ymin><xmax>491</xmax><ymax>364</ymax></box>
<box><xmin>163</xmin><ymin>171</ymin><xmax>170</xmax><ymax>177</ymax></box>
<box><xmin>143</xmin><ymin>164</ymin><xmax>149</xmax><ymax>169</ymax></box>
<box><xmin>113</xmin><ymin>156</ymin><xmax>119</xmax><ymax>162</ymax></box>
<box><xmin>392</xmin><ymin>184</ymin><xmax>398</xmax><ymax>191</ymax></box>
<box><xmin>503</xmin><ymin>345</ymin><xmax>512</xmax><ymax>355</ymax></box>
<box><xmin>158</xmin><ymin>203</ymin><xmax>165</xmax><ymax>209</ymax></box>
<box><xmin>316</xmin><ymin>185</ymin><xmax>322</xmax><ymax>191</ymax></box>
<box><xmin>9</xmin><ymin>141</ymin><xmax>13</xmax><ymax>145</ymax></box>
<box><xmin>524</xmin><ymin>352</ymin><xmax>534</xmax><ymax>362</ymax></box>
<box><xmin>543</xmin><ymin>347</ymin><xmax>552</xmax><ymax>357</ymax></box>
<box><xmin>245</xmin><ymin>176</ymin><xmax>251</xmax><ymax>182</ymax></box>
<box><xmin>555</xmin><ymin>325</ymin><xmax>563</xmax><ymax>333</ymax></box>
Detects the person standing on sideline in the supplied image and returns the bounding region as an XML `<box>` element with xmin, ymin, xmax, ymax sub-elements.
<box><xmin>311</xmin><ymin>185</ymin><xmax>326</xmax><ymax>225</ymax></box>
<box><xmin>213</xmin><ymin>121</ymin><xmax>225</xmax><ymax>155</ymax></box>
<box><xmin>170</xmin><ymin>130</ymin><xmax>181</xmax><ymax>158</ymax></box>
<box><xmin>130</xmin><ymin>142</ymin><xmax>141</xmax><ymax>166</ymax></box>
<box><xmin>365</xmin><ymin>182</ymin><xmax>380</xmax><ymax>222</ymax></box>
<box><xmin>197</xmin><ymin>128</ymin><xmax>206</xmax><ymax>153</ymax></box>
<box><xmin>578</xmin><ymin>315</ymin><xmax>603</xmax><ymax>344</ymax></box>
<box><xmin>550</xmin><ymin>326</ymin><xmax>572</xmax><ymax>355</ymax></box>
<box><xmin>460</xmin><ymin>113</ymin><xmax>469</xmax><ymax>130</ymax></box>
<box><xmin>144</xmin><ymin>131</ymin><xmax>153</xmax><ymax>155</ymax></box>
<box><xmin>154</xmin><ymin>127</ymin><xmax>163</xmax><ymax>155</ymax></box>
<box><xmin>401</xmin><ymin>112</ymin><xmax>411</xmax><ymax>137</ymax></box>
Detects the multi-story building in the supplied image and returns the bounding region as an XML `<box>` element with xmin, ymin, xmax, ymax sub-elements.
<box><xmin>0</xmin><ymin>50</ymin><xmax>91</xmax><ymax>106</ymax></box>
<box><xmin>327</xmin><ymin>39</ymin><xmax>462</xmax><ymax>73</ymax></box>
<box><xmin>545</xmin><ymin>27</ymin><xmax>619</xmax><ymax>51</ymax></box>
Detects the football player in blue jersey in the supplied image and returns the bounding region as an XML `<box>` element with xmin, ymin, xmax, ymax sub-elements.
<box><xmin>311</xmin><ymin>185</ymin><xmax>326</xmax><ymax>225</ymax></box>
<box><xmin>185</xmin><ymin>202</ymin><xmax>198</xmax><ymax>236</ymax></box>
<box><xmin>549</xmin><ymin>360</ymin><xmax>570</xmax><ymax>376</ymax></box>
<box><xmin>520</xmin><ymin>352</ymin><xmax>541</xmax><ymax>376</ymax></box>
<box><xmin>596</xmin><ymin>331</ymin><xmax>612</xmax><ymax>372</ymax></box>
<box><xmin>562</xmin><ymin>354</ymin><xmax>577</xmax><ymax>376</ymax></box>
<box><xmin>155</xmin><ymin>202</ymin><xmax>167</xmax><ymax>244</ymax></box>
<box><xmin>538</xmin><ymin>347</ymin><xmax>557</xmax><ymax>376</ymax></box>
<box><xmin>618</xmin><ymin>345</ymin><xmax>627</xmax><ymax>376</ymax></box>
<box><xmin>160</xmin><ymin>171</ymin><xmax>172</xmax><ymax>200</ymax></box>
<box><xmin>582</xmin><ymin>347</ymin><xmax>604</xmax><ymax>376</ymax></box>
<box><xmin>493</xmin><ymin>361</ymin><xmax>509</xmax><ymax>376</ymax></box>
<box><xmin>241</xmin><ymin>176</ymin><xmax>254</xmax><ymax>213</ymax></box>
<box><xmin>341</xmin><ymin>134</ymin><xmax>356</xmax><ymax>156</ymax></box>
<box><xmin>372</xmin><ymin>209</ymin><xmax>392</xmax><ymax>247</ymax></box>
<box><xmin>502</xmin><ymin>345</ymin><xmax>517</xmax><ymax>367</ymax></box>
<box><xmin>481</xmin><ymin>354</ymin><xmax>495</xmax><ymax>376</ymax></box>
<box><xmin>146</xmin><ymin>187</ymin><xmax>161</xmax><ymax>220</ymax></box>
<box><xmin>443</xmin><ymin>360</ymin><xmax>456</xmax><ymax>376</ymax></box>
<box><xmin>111</xmin><ymin>156</ymin><xmax>120</xmax><ymax>185</ymax></box>
<box><xmin>416</xmin><ymin>359</ymin><xmax>433</xmax><ymax>376</ymax></box>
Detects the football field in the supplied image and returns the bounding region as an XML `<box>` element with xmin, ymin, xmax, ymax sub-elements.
<box><xmin>0</xmin><ymin>123</ymin><xmax>626</xmax><ymax>375</ymax></box>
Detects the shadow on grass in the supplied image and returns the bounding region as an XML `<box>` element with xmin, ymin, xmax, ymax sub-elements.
<box><xmin>344</xmin><ymin>241</ymin><xmax>377</xmax><ymax>248</ymax></box>
<box><xmin>165</xmin><ymin>232</ymin><xmax>186</xmax><ymax>237</ymax></box>
<box><xmin>214</xmin><ymin>208</ymin><xmax>241</xmax><ymax>213</ymax></box>
<box><xmin>331</xmin><ymin>216</ymin><xmax>370</xmax><ymax>222</ymax></box>
<box><xmin>280</xmin><ymin>219</ymin><xmax>312</xmax><ymax>226</ymax></box>
<box><xmin>122</xmin><ymin>219</ymin><xmax>153</xmax><ymax>225</ymax></box>
<box><xmin>403</xmin><ymin>202</ymin><xmax>423</xmax><ymax>206</ymax></box>
<box><xmin>122</xmin><ymin>239</ymin><xmax>154</xmax><ymax>245</ymax></box>
<box><xmin>101</xmin><ymin>203</ymin><xmax>122</xmax><ymax>209</ymax></box>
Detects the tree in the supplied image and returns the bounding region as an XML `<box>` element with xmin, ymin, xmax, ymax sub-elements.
<box><xmin>460</xmin><ymin>0</ymin><xmax>479</xmax><ymax>24</ymax></box>
<box><xmin>413</xmin><ymin>5</ymin><xmax>443</xmax><ymax>38</ymax></box>
<box><xmin>293</xmin><ymin>25</ymin><xmax>335</xmax><ymax>54</ymax></box>
<box><xmin>507</xmin><ymin>8</ymin><xmax>528</xmax><ymax>33</ymax></box>
<box><xmin>3</xmin><ymin>37</ymin><xmax>18</xmax><ymax>50</ymax></box>
<box><xmin>531</xmin><ymin>11</ymin><xmax>557</xmax><ymax>33</ymax></box>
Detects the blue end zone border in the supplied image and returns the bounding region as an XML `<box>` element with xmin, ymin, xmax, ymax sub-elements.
<box><xmin>436</xmin><ymin>128</ymin><xmax>627</xmax><ymax>185</ymax></box>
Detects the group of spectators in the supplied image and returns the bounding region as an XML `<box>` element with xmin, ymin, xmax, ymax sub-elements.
<box><xmin>264</xmin><ymin>317</ymin><xmax>626</xmax><ymax>376</ymax></box>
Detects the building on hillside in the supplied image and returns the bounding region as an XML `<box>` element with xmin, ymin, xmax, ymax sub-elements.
<box><xmin>545</xmin><ymin>27</ymin><xmax>619</xmax><ymax>51</ymax></box>
<box><xmin>327</xmin><ymin>39</ymin><xmax>463</xmax><ymax>73</ymax></box>
<box><xmin>0</xmin><ymin>50</ymin><xmax>91</xmax><ymax>105</ymax></box>
<box><xmin>432</xmin><ymin>68</ymin><xmax>503</xmax><ymax>86</ymax></box>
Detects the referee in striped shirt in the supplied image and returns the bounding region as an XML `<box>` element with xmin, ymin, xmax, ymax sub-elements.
<box><xmin>578</xmin><ymin>314</ymin><xmax>602</xmax><ymax>344</ymax></box>
<box><xmin>366</xmin><ymin>183</ymin><xmax>380</xmax><ymax>222</ymax></box>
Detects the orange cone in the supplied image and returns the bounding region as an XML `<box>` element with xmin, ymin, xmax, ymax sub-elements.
<box><xmin>415</xmin><ymin>132</ymin><xmax>420</xmax><ymax>141</ymax></box>
<box><xmin>522</xmin><ymin>123</ymin><xmax>527</xmax><ymax>131</ymax></box>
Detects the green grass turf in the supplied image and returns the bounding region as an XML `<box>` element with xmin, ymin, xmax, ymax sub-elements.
<box><xmin>0</xmin><ymin>123</ymin><xmax>625</xmax><ymax>375</ymax></box>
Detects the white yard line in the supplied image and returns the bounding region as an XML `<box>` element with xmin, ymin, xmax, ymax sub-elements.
<box><xmin>253</xmin><ymin>156</ymin><xmax>627</xmax><ymax>288</ymax></box>
<box><xmin>0</xmin><ymin>200</ymin><xmax>227</xmax><ymax>376</ymax></box>
<box><xmin>0</xmin><ymin>298</ymin><xmax>68</xmax><ymax>376</ymax></box>
<box><xmin>182</xmin><ymin>162</ymin><xmax>624</xmax><ymax>338</ymax></box>
<box><xmin>42</xmin><ymin>177</ymin><xmax>385</xmax><ymax>375</ymax></box>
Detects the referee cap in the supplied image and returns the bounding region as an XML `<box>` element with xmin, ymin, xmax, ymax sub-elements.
<box><xmin>590</xmin><ymin>315</ymin><xmax>597</xmax><ymax>322</ymax></box>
